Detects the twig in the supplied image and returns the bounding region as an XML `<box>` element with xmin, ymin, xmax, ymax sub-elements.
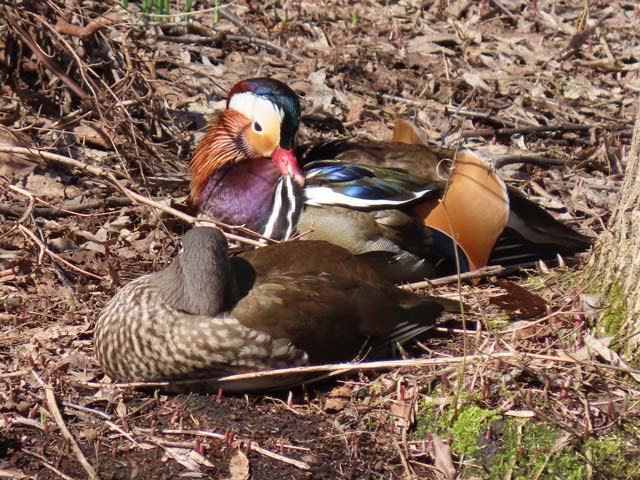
<box><xmin>217</xmin><ymin>2</ymin><xmax>303</xmax><ymax>61</ymax></box>
<box><xmin>399</xmin><ymin>265</ymin><xmax>505</xmax><ymax>290</ymax></box>
<box><xmin>87</xmin><ymin>353</ymin><xmax>517</xmax><ymax>389</ymax></box>
<box><xmin>12</xmin><ymin>184</ymin><xmax>36</xmax><ymax>223</ymax></box>
<box><xmin>0</xmin><ymin>146</ymin><xmax>267</xmax><ymax>247</ymax></box>
<box><xmin>569</xmin><ymin>179</ymin><xmax>620</xmax><ymax>192</ymax></box>
<box><xmin>494</xmin><ymin>154</ymin><xmax>572</xmax><ymax>169</ymax></box>
<box><xmin>0</xmin><ymin>369</ymin><xmax>31</xmax><ymax>379</ymax></box>
<box><xmin>383</xmin><ymin>94</ymin><xmax>515</xmax><ymax>126</ymax></box>
<box><xmin>219</xmin><ymin>8</ymin><xmax>257</xmax><ymax>36</ymax></box>
<box><xmin>62</xmin><ymin>401</ymin><xmax>113</xmax><ymax>421</ymax></box>
<box><xmin>10</xmin><ymin>417</ymin><xmax>50</xmax><ymax>432</ymax></box>
<box><xmin>17</xmin><ymin>224</ymin><xmax>104</xmax><ymax>280</ymax></box>
<box><xmin>489</xmin><ymin>0</ymin><xmax>517</xmax><ymax>21</ymax></box>
<box><xmin>0</xmin><ymin>195</ymin><xmax>135</xmax><ymax>219</ymax></box>
<box><xmin>23</xmin><ymin>448</ymin><xmax>78</xmax><ymax>480</ymax></box>
<box><xmin>393</xmin><ymin>437</ymin><xmax>416</xmax><ymax>479</ymax></box>
<box><xmin>136</xmin><ymin>4</ymin><xmax>229</xmax><ymax>21</ymax></box>
<box><xmin>0</xmin><ymin>274</ymin><xmax>16</xmax><ymax>284</ymax></box>
<box><xmin>113</xmin><ymin>348</ymin><xmax>640</xmax><ymax>389</ymax></box>
<box><xmin>462</xmin><ymin>123</ymin><xmax>599</xmax><ymax>139</ymax></box>
<box><xmin>138</xmin><ymin>428</ymin><xmax>311</xmax><ymax>471</ymax></box>
<box><xmin>55</xmin><ymin>11</ymin><xmax>118</xmax><ymax>39</ymax></box>
<box><xmin>104</xmin><ymin>420</ymin><xmax>144</xmax><ymax>446</ymax></box>
<box><xmin>1</xmin><ymin>6</ymin><xmax>93</xmax><ymax>106</ymax></box>
<box><xmin>226</xmin><ymin>34</ymin><xmax>304</xmax><ymax>62</ymax></box>
<box><xmin>32</xmin><ymin>371</ymin><xmax>97</xmax><ymax>479</ymax></box>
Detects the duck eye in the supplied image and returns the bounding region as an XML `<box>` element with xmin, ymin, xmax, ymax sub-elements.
<box><xmin>253</xmin><ymin>121</ymin><xmax>263</xmax><ymax>133</ymax></box>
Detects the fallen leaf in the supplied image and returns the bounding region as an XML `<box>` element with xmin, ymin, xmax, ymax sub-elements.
<box><xmin>462</xmin><ymin>72</ymin><xmax>492</xmax><ymax>92</ymax></box>
<box><xmin>72</xmin><ymin>122</ymin><xmax>118</xmax><ymax>150</ymax></box>
<box><xmin>0</xmin><ymin>465</ymin><xmax>29</xmax><ymax>479</ymax></box>
<box><xmin>390</xmin><ymin>382</ymin><xmax>417</xmax><ymax>434</ymax></box>
<box><xmin>323</xmin><ymin>385</ymin><xmax>351</xmax><ymax>412</ymax></box>
<box><xmin>346</xmin><ymin>98</ymin><xmax>365</xmax><ymax>123</ymax></box>
<box><xmin>0</xmin><ymin>126</ymin><xmax>35</xmax><ymax>181</ymax></box>
<box><xmin>162</xmin><ymin>446</ymin><xmax>214</xmax><ymax>472</ymax></box>
<box><xmin>584</xmin><ymin>335</ymin><xmax>640</xmax><ymax>382</ymax></box>
<box><xmin>431</xmin><ymin>434</ymin><xmax>456</xmax><ymax>480</ymax></box>
<box><xmin>490</xmin><ymin>280</ymin><xmax>547</xmax><ymax>318</ymax></box>
<box><xmin>226</xmin><ymin>449</ymin><xmax>250</xmax><ymax>480</ymax></box>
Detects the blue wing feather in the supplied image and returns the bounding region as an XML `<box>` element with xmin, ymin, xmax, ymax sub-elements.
<box><xmin>304</xmin><ymin>160</ymin><xmax>437</xmax><ymax>207</ymax></box>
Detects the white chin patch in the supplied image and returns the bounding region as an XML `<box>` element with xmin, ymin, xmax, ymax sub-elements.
<box><xmin>228</xmin><ymin>92</ymin><xmax>284</xmax><ymax>123</ymax></box>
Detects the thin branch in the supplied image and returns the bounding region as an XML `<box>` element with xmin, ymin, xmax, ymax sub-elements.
<box><xmin>226</xmin><ymin>34</ymin><xmax>305</xmax><ymax>62</ymax></box>
<box><xmin>23</xmin><ymin>449</ymin><xmax>78</xmax><ymax>480</ymax></box>
<box><xmin>494</xmin><ymin>154</ymin><xmax>572</xmax><ymax>169</ymax></box>
<box><xmin>1</xmin><ymin>6</ymin><xmax>93</xmax><ymax>106</ymax></box>
<box><xmin>18</xmin><ymin>224</ymin><xmax>104</xmax><ymax>280</ymax></box>
<box><xmin>83</xmin><ymin>353</ymin><xmax>529</xmax><ymax>389</ymax></box>
<box><xmin>137</xmin><ymin>428</ymin><xmax>311</xmax><ymax>471</ymax></box>
<box><xmin>55</xmin><ymin>11</ymin><xmax>119</xmax><ymax>39</ymax></box>
<box><xmin>87</xmin><ymin>349</ymin><xmax>640</xmax><ymax>391</ymax></box>
<box><xmin>0</xmin><ymin>195</ymin><xmax>135</xmax><ymax>219</ymax></box>
<box><xmin>400</xmin><ymin>265</ymin><xmax>505</xmax><ymax>290</ymax></box>
<box><xmin>33</xmin><ymin>372</ymin><xmax>97</xmax><ymax>479</ymax></box>
<box><xmin>0</xmin><ymin>146</ymin><xmax>268</xmax><ymax>247</ymax></box>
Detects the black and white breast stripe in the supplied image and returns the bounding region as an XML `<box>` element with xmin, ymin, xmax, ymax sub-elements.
<box><xmin>261</xmin><ymin>175</ymin><xmax>305</xmax><ymax>241</ymax></box>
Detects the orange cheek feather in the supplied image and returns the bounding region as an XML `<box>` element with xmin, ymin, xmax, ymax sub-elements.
<box><xmin>246</xmin><ymin>125</ymin><xmax>279</xmax><ymax>158</ymax></box>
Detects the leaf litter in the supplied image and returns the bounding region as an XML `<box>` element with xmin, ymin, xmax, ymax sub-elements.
<box><xmin>1</xmin><ymin>0</ymin><xmax>639</xmax><ymax>478</ymax></box>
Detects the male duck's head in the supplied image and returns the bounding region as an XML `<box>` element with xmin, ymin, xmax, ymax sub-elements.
<box><xmin>190</xmin><ymin>78</ymin><xmax>304</xmax><ymax>205</ymax></box>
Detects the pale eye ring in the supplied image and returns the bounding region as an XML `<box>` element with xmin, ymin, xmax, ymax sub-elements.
<box><xmin>253</xmin><ymin>121</ymin><xmax>263</xmax><ymax>133</ymax></box>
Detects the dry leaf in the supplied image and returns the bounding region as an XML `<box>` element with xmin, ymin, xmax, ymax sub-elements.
<box><xmin>72</xmin><ymin>122</ymin><xmax>117</xmax><ymax>150</ymax></box>
<box><xmin>226</xmin><ymin>449</ymin><xmax>250</xmax><ymax>480</ymax></box>
<box><xmin>0</xmin><ymin>126</ymin><xmax>35</xmax><ymax>180</ymax></box>
<box><xmin>489</xmin><ymin>280</ymin><xmax>547</xmax><ymax>318</ymax></box>
<box><xmin>116</xmin><ymin>399</ymin><xmax>127</xmax><ymax>420</ymax></box>
<box><xmin>0</xmin><ymin>465</ymin><xmax>29</xmax><ymax>479</ymax></box>
<box><xmin>584</xmin><ymin>335</ymin><xmax>640</xmax><ymax>382</ymax></box>
<box><xmin>323</xmin><ymin>385</ymin><xmax>351</xmax><ymax>412</ymax></box>
<box><xmin>24</xmin><ymin>173</ymin><xmax>67</xmax><ymax>199</ymax></box>
<box><xmin>431</xmin><ymin>434</ymin><xmax>456</xmax><ymax>480</ymax></box>
<box><xmin>162</xmin><ymin>447</ymin><xmax>214</xmax><ymax>472</ymax></box>
<box><xmin>390</xmin><ymin>383</ymin><xmax>418</xmax><ymax>434</ymax></box>
<box><xmin>346</xmin><ymin>98</ymin><xmax>365</xmax><ymax>123</ymax></box>
<box><xmin>462</xmin><ymin>72</ymin><xmax>491</xmax><ymax>92</ymax></box>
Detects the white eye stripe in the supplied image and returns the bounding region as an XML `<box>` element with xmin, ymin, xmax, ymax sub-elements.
<box><xmin>228</xmin><ymin>92</ymin><xmax>285</xmax><ymax>126</ymax></box>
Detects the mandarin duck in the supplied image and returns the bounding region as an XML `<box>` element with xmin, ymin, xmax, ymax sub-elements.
<box><xmin>94</xmin><ymin>227</ymin><xmax>459</xmax><ymax>391</ymax></box>
<box><xmin>190</xmin><ymin>78</ymin><xmax>591</xmax><ymax>281</ymax></box>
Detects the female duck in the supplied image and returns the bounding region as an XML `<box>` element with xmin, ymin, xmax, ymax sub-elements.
<box><xmin>94</xmin><ymin>227</ymin><xmax>458</xmax><ymax>388</ymax></box>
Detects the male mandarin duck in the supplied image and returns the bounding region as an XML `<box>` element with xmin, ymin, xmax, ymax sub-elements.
<box><xmin>94</xmin><ymin>227</ymin><xmax>459</xmax><ymax>390</ymax></box>
<box><xmin>190</xmin><ymin>78</ymin><xmax>591</xmax><ymax>281</ymax></box>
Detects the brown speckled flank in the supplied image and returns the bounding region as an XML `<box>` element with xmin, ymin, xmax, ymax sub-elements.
<box><xmin>94</xmin><ymin>227</ymin><xmax>460</xmax><ymax>387</ymax></box>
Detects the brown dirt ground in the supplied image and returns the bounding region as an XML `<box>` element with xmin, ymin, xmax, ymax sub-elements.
<box><xmin>1</xmin><ymin>1</ymin><xmax>639</xmax><ymax>479</ymax></box>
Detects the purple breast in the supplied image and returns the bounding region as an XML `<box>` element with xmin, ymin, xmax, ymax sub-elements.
<box><xmin>198</xmin><ymin>158</ymin><xmax>280</xmax><ymax>232</ymax></box>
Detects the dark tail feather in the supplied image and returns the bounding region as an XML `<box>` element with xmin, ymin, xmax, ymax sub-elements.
<box><xmin>366</xmin><ymin>294</ymin><xmax>463</xmax><ymax>359</ymax></box>
<box><xmin>489</xmin><ymin>187</ymin><xmax>592</xmax><ymax>266</ymax></box>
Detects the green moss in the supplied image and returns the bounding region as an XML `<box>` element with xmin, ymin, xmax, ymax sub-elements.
<box><xmin>414</xmin><ymin>398</ymin><xmax>640</xmax><ymax>479</ymax></box>
<box><xmin>601</xmin><ymin>280</ymin><xmax>626</xmax><ymax>341</ymax></box>
<box><xmin>484</xmin><ymin>315</ymin><xmax>512</xmax><ymax>330</ymax></box>
<box><xmin>584</xmin><ymin>435</ymin><xmax>640</xmax><ymax>478</ymax></box>
<box><xmin>524</xmin><ymin>274</ymin><xmax>546</xmax><ymax>290</ymax></box>
<box><xmin>524</xmin><ymin>270</ymin><xmax>579</xmax><ymax>292</ymax></box>
<box><xmin>451</xmin><ymin>405</ymin><xmax>496</xmax><ymax>458</ymax></box>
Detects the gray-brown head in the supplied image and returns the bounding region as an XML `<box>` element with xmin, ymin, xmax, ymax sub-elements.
<box><xmin>94</xmin><ymin>226</ymin><xmax>255</xmax><ymax>383</ymax></box>
<box><xmin>153</xmin><ymin>227</ymin><xmax>231</xmax><ymax>316</ymax></box>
